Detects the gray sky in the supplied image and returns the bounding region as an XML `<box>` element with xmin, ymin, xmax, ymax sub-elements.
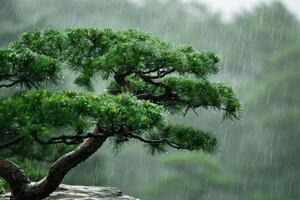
<box><xmin>130</xmin><ymin>0</ymin><xmax>300</xmax><ymax>21</ymax></box>
<box><xmin>182</xmin><ymin>0</ymin><xmax>300</xmax><ymax>21</ymax></box>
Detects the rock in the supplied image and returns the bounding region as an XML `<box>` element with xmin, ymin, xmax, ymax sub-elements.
<box><xmin>1</xmin><ymin>184</ymin><xmax>140</xmax><ymax>200</ymax></box>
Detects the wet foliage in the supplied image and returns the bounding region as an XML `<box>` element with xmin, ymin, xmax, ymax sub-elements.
<box><xmin>0</xmin><ymin>0</ymin><xmax>299</xmax><ymax>199</ymax></box>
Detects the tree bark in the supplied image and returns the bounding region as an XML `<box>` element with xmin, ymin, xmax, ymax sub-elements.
<box><xmin>0</xmin><ymin>158</ymin><xmax>30</xmax><ymax>197</ymax></box>
<box><xmin>1</xmin><ymin>131</ymin><xmax>108</xmax><ymax>200</ymax></box>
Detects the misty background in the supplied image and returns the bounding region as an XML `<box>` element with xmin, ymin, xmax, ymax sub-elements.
<box><xmin>0</xmin><ymin>0</ymin><xmax>299</xmax><ymax>199</ymax></box>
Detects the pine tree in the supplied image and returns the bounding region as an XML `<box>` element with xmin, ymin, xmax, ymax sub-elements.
<box><xmin>0</xmin><ymin>28</ymin><xmax>240</xmax><ymax>200</ymax></box>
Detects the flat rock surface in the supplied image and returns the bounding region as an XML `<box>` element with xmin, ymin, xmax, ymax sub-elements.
<box><xmin>1</xmin><ymin>184</ymin><xmax>139</xmax><ymax>200</ymax></box>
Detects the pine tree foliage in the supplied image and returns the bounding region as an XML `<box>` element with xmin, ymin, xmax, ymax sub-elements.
<box><xmin>0</xmin><ymin>28</ymin><xmax>240</xmax><ymax>155</ymax></box>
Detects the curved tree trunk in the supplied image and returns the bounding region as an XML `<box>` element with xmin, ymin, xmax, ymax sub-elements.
<box><xmin>0</xmin><ymin>158</ymin><xmax>30</xmax><ymax>198</ymax></box>
<box><xmin>0</xmin><ymin>132</ymin><xmax>107</xmax><ymax>200</ymax></box>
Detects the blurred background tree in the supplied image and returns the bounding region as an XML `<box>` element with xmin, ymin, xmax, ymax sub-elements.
<box><xmin>141</xmin><ymin>152</ymin><xmax>241</xmax><ymax>200</ymax></box>
<box><xmin>233</xmin><ymin>3</ymin><xmax>300</xmax><ymax>199</ymax></box>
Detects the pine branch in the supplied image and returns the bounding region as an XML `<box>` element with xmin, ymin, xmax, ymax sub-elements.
<box><xmin>0</xmin><ymin>136</ymin><xmax>25</xmax><ymax>149</ymax></box>
<box><xmin>32</xmin><ymin>132</ymin><xmax>108</xmax><ymax>145</ymax></box>
<box><xmin>128</xmin><ymin>132</ymin><xmax>187</xmax><ymax>150</ymax></box>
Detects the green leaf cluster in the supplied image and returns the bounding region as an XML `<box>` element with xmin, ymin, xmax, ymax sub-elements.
<box><xmin>14</xmin><ymin>28</ymin><xmax>220</xmax><ymax>89</ymax></box>
<box><xmin>0</xmin><ymin>28</ymin><xmax>241</xmax><ymax>156</ymax></box>
<box><xmin>0</xmin><ymin>90</ymin><xmax>163</xmax><ymax>137</ymax></box>
<box><xmin>0</xmin><ymin>47</ymin><xmax>61</xmax><ymax>88</ymax></box>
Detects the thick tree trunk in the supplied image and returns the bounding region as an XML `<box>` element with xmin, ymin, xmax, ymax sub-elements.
<box><xmin>0</xmin><ymin>158</ymin><xmax>30</xmax><ymax>197</ymax></box>
<box><xmin>0</xmin><ymin>133</ymin><xmax>107</xmax><ymax>200</ymax></box>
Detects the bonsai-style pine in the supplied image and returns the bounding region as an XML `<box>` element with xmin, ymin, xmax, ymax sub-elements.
<box><xmin>0</xmin><ymin>28</ymin><xmax>240</xmax><ymax>200</ymax></box>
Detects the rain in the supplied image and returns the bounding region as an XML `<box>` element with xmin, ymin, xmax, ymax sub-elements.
<box><xmin>0</xmin><ymin>0</ymin><xmax>299</xmax><ymax>199</ymax></box>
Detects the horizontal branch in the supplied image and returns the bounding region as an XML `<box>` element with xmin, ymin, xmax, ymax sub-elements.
<box><xmin>0</xmin><ymin>73</ymin><xmax>17</xmax><ymax>80</ymax></box>
<box><xmin>0</xmin><ymin>78</ymin><xmax>38</xmax><ymax>89</ymax></box>
<box><xmin>0</xmin><ymin>136</ymin><xmax>25</xmax><ymax>149</ymax></box>
<box><xmin>128</xmin><ymin>132</ymin><xmax>189</xmax><ymax>150</ymax></box>
<box><xmin>0</xmin><ymin>81</ymin><xmax>21</xmax><ymax>88</ymax></box>
<box><xmin>139</xmin><ymin>68</ymin><xmax>176</xmax><ymax>79</ymax></box>
<box><xmin>33</xmin><ymin>131</ymin><xmax>109</xmax><ymax>145</ymax></box>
